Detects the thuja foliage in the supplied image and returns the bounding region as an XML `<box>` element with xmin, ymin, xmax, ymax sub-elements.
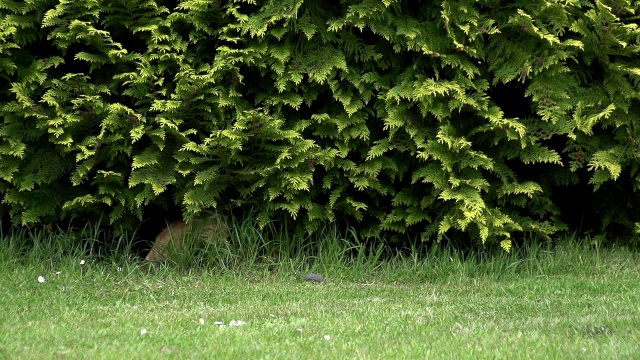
<box><xmin>1</xmin><ymin>0</ymin><xmax>639</xmax><ymax>247</ymax></box>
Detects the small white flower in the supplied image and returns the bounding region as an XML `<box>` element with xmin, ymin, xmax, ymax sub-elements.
<box><xmin>199</xmin><ymin>318</ymin><xmax>205</xmax><ymax>325</ymax></box>
<box><xmin>117</xmin><ymin>267</ymin><xmax>123</xmax><ymax>272</ymax></box>
<box><xmin>80</xmin><ymin>260</ymin><xmax>86</xmax><ymax>265</ymax></box>
<box><xmin>229</xmin><ymin>320</ymin><xmax>246</xmax><ymax>327</ymax></box>
<box><xmin>140</xmin><ymin>328</ymin><xmax>147</xmax><ymax>335</ymax></box>
<box><xmin>55</xmin><ymin>272</ymin><xmax>61</xmax><ymax>276</ymax></box>
<box><xmin>269</xmin><ymin>314</ymin><xmax>276</xmax><ymax>318</ymax></box>
<box><xmin>37</xmin><ymin>276</ymin><xmax>45</xmax><ymax>283</ymax></box>
<box><xmin>324</xmin><ymin>335</ymin><xmax>331</xmax><ymax>340</ymax></box>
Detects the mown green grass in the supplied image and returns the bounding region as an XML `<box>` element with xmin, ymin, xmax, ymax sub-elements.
<box><xmin>1</xmin><ymin>226</ymin><xmax>639</xmax><ymax>359</ymax></box>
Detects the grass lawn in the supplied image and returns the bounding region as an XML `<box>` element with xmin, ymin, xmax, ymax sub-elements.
<box><xmin>0</xmin><ymin>227</ymin><xmax>640</xmax><ymax>359</ymax></box>
<box><xmin>1</xmin><ymin>229</ymin><xmax>639</xmax><ymax>359</ymax></box>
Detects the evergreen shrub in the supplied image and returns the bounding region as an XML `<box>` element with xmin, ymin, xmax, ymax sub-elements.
<box><xmin>1</xmin><ymin>0</ymin><xmax>639</xmax><ymax>247</ymax></box>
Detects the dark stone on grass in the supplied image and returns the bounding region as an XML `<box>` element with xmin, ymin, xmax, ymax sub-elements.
<box><xmin>296</xmin><ymin>273</ymin><xmax>325</xmax><ymax>283</ymax></box>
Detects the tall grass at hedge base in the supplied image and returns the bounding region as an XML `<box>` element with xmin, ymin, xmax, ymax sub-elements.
<box><xmin>1</xmin><ymin>219</ymin><xmax>636</xmax><ymax>283</ymax></box>
<box><xmin>0</xmin><ymin>220</ymin><xmax>139</xmax><ymax>273</ymax></box>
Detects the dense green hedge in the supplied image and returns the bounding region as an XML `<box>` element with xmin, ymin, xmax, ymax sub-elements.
<box><xmin>1</xmin><ymin>0</ymin><xmax>639</xmax><ymax>247</ymax></box>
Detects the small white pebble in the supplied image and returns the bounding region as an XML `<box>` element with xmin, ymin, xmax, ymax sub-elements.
<box><xmin>140</xmin><ymin>328</ymin><xmax>147</xmax><ymax>335</ymax></box>
<box><xmin>324</xmin><ymin>335</ymin><xmax>331</xmax><ymax>340</ymax></box>
<box><xmin>80</xmin><ymin>260</ymin><xmax>86</xmax><ymax>265</ymax></box>
<box><xmin>199</xmin><ymin>318</ymin><xmax>205</xmax><ymax>325</ymax></box>
<box><xmin>37</xmin><ymin>276</ymin><xmax>45</xmax><ymax>283</ymax></box>
<box><xmin>229</xmin><ymin>320</ymin><xmax>246</xmax><ymax>327</ymax></box>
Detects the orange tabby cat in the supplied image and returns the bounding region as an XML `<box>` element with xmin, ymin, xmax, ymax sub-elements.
<box><xmin>145</xmin><ymin>217</ymin><xmax>229</xmax><ymax>262</ymax></box>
